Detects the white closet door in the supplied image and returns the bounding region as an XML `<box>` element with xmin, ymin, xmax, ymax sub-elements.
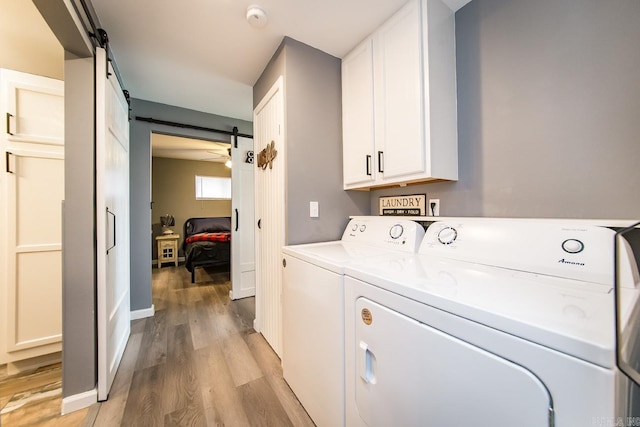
<box><xmin>253</xmin><ymin>77</ymin><xmax>284</xmax><ymax>357</ymax></box>
<box><xmin>96</xmin><ymin>48</ymin><xmax>131</xmax><ymax>400</ymax></box>
<box><xmin>0</xmin><ymin>69</ymin><xmax>64</xmax><ymax>365</ymax></box>
<box><xmin>230</xmin><ymin>135</ymin><xmax>256</xmax><ymax>300</ymax></box>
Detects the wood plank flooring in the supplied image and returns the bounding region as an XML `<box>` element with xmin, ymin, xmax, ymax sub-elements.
<box><xmin>0</xmin><ymin>265</ymin><xmax>314</xmax><ymax>426</ymax></box>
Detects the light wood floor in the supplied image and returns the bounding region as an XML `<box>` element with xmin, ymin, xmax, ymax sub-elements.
<box><xmin>0</xmin><ymin>265</ymin><xmax>314</xmax><ymax>426</ymax></box>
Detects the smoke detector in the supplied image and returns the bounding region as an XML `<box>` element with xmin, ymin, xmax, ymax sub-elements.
<box><xmin>246</xmin><ymin>6</ymin><xmax>268</xmax><ymax>29</ymax></box>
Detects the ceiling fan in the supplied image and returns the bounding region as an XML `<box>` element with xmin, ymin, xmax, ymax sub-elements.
<box><xmin>200</xmin><ymin>148</ymin><xmax>232</xmax><ymax>168</ymax></box>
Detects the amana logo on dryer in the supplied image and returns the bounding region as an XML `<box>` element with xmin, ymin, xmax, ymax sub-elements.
<box><xmin>558</xmin><ymin>258</ymin><xmax>585</xmax><ymax>266</ymax></box>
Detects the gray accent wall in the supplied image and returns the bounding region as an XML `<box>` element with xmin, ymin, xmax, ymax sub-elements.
<box><xmin>129</xmin><ymin>99</ymin><xmax>252</xmax><ymax>311</ymax></box>
<box><xmin>371</xmin><ymin>0</ymin><xmax>640</xmax><ymax>219</ymax></box>
<box><xmin>253</xmin><ymin>37</ymin><xmax>370</xmax><ymax>244</ymax></box>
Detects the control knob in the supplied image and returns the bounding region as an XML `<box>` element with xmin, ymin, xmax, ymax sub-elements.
<box><xmin>562</xmin><ymin>239</ymin><xmax>584</xmax><ymax>254</ymax></box>
<box><xmin>389</xmin><ymin>224</ymin><xmax>404</xmax><ymax>239</ymax></box>
<box><xmin>437</xmin><ymin>227</ymin><xmax>458</xmax><ymax>245</ymax></box>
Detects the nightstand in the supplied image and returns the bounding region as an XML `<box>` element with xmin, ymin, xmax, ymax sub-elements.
<box><xmin>156</xmin><ymin>234</ymin><xmax>180</xmax><ymax>268</ymax></box>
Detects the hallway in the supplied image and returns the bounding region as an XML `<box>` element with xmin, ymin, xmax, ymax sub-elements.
<box><xmin>1</xmin><ymin>265</ymin><xmax>314</xmax><ymax>426</ymax></box>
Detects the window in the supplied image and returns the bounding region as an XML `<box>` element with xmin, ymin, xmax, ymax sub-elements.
<box><xmin>195</xmin><ymin>175</ymin><xmax>231</xmax><ymax>200</ymax></box>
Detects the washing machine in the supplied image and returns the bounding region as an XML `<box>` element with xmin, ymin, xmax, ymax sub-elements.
<box><xmin>344</xmin><ymin>220</ymin><xmax>640</xmax><ymax>427</ymax></box>
<box><xmin>281</xmin><ymin>216</ymin><xmax>425</xmax><ymax>427</ymax></box>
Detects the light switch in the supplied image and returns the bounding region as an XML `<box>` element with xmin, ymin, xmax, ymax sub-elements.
<box><xmin>310</xmin><ymin>201</ymin><xmax>319</xmax><ymax>218</ymax></box>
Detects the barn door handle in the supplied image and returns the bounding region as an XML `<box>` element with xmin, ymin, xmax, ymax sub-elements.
<box><xmin>257</xmin><ymin>219</ymin><xmax>262</xmax><ymax>229</ymax></box>
<box><xmin>106</xmin><ymin>207</ymin><xmax>116</xmax><ymax>254</ymax></box>
<box><xmin>377</xmin><ymin>151</ymin><xmax>384</xmax><ymax>173</ymax></box>
<box><xmin>6</xmin><ymin>113</ymin><xmax>13</xmax><ymax>135</ymax></box>
<box><xmin>235</xmin><ymin>209</ymin><xmax>239</xmax><ymax>231</ymax></box>
<box><xmin>366</xmin><ymin>155</ymin><xmax>372</xmax><ymax>176</ymax></box>
<box><xmin>5</xmin><ymin>152</ymin><xmax>13</xmax><ymax>173</ymax></box>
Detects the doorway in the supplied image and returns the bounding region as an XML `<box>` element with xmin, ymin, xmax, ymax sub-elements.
<box><xmin>150</xmin><ymin>132</ymin><xmax>255</xmax><ymax>309</ymax></box>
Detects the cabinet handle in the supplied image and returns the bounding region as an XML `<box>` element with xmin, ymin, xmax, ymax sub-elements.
<box><xmin>5</xmin><ymin>151</ymin><xmax>13</xmax><ymax>174</ymax></box>
<box><xmin>378</xmin><ymin>151</ymin><xmax>384</xmax><ymax>173</ymax></box>
<box><xmin>235</xmin><ymin>208</ymin><xmax>239</xmax><ymax>231</ymax></box>
<box><xmin>6</xmin><ymin>113</ymin><xmax>13</xmax><ymax>135</ymax></box>
<box><xmin>366</xmin><ymin>155</ymin><xmax>372</xmax><ymax>176</ymax></box>
<box><xmin>257</xmin><ymin>219</ymin><xmax>262</xmax><ymax>229</ymax></box>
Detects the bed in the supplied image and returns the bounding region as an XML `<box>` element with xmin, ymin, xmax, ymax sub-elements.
<box><xmin>183</xmin><ymin>217</ymin><xmax>231</xmax><ymax>283</ymax></box>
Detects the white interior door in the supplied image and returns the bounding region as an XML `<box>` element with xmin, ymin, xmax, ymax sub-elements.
<box><xmin>253</xmin><ymin>77</ymin><xmax>285</xmax><ymax>356</ymax></box>
<box><xmin>0</xmin><ymin>69</ymin><xmax>64</xmax><ymax>367</ymax></box>
<box><xmin>96</xmin><ymin>48</ymin><xmax>131</xmax><ymax>400</ymax></box>
<box><xmin>230</xmin><ymin>135</ymin><xmax>255</xmax><ymax>300</ymax></box>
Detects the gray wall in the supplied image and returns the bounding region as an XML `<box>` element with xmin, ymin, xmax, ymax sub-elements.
<box><xmin>253</xmin><ymin>37</ymin><xmax>370</xmax><ymax>245</ymax></box>
<box><xmin>371</xmin><ymin>0</ymin><xmax>640</xmax><ymax>219</ymax></box>
<box><xmin>129</xmin><ymin>99</ymin><xmax>252</xmax><ymax>311</ymax></box>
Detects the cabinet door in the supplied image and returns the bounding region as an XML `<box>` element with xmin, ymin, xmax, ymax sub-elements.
<box><xmin>1</xmin><ymin>69</ymin><xmax>64</xmax><ymax>366</ymax></box>
<box><xmin>374</xmin><ymin>0</ymin><xmax>425</xmax><ymax>181</ymax></box>
<box><xmin>342</xmin><ymin>39</ymin><xmax>375</xmax><ymax>188</ymax></box>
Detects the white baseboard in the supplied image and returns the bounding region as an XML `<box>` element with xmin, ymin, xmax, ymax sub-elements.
<box><xmin>130</xmin><ymin>304</ymin><xmax>155</xmax><ymax>320</ymax></box>
<box><xmin>61</xmin><ymin>388</ymin><xmax>97</xmax><ymax>415</ymax></box>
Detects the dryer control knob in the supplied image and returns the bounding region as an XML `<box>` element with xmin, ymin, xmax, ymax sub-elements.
<box><xmin>360</xmin><ymin>225</ymin><xmax>366</xmax><ymax>232</ymax></box>
<box><xmin>562</xmin><ymin>239</ymin><xmax>584</xmax><ymax>254</ymax></box>
<box><xmin>389</xmin><ymin>224</ymin><xmax>404</xmax><ymax>239</ymax></box>
<box><xmin>437</xmin><ymin>227</ymin><xmax>458</xmax><ymax>245</ymax></box>
<box><xmin>352</xmin><ymin>223</ymin><xmax>358</xmax><ymax>231</ymax></box>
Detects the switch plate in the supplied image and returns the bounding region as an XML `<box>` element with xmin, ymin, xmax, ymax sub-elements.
<box><xmin>428</xmin><ymin>199</ymin><xmax>440</xmax><ymax>217</ymax></box>
<box><xmin>310</xmin><ymin>201</ymin><xmax>319</xmax><ymax>218</ymax></box>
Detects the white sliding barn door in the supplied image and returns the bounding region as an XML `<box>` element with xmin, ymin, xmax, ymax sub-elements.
<box><xmin>253</xmin><ymin>77</ymin><xmax>285</xmax><ymax>357</ymax></box>
<box><xmin>230</xmin><ymin>135</ymin><xmax>256</xmax><ymax>300</ymax></box>
<box><xmin>0</xmin><ymin>69</ymin><xmax>64</xmax><ymax>368</ymax></box>
<box><xmin>96</xmin><ymin>48</ymin><xmax>130</xmax><ymax>400</ymax></box>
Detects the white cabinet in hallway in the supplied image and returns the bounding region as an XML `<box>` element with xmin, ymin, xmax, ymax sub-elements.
<box><xmin>0</xmin><ymin>68</ymin><xmax>64</xmax><ymax>372</ymax></box>
<box><xmin>342</xmin><ymin>0</ymin><xmax>459</xmax><ymax>190</ymax></box>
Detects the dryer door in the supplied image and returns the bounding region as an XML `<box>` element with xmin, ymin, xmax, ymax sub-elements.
<box><xmin>354</xmin><ymin>298</ymin><xmax>553</xmax><ymax>427</ymax></box>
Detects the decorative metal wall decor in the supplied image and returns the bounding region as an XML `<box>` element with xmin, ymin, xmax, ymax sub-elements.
<box><xmin>257</xmin><ymin>140</ymin><xmax>277</xmax><ymax>170</ymax></box>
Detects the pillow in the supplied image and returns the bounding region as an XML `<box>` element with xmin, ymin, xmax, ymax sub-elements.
<box><xmin>185</xmin><ymin>217</ymin><xmax>231</xmax><ymax>235</ymax></box>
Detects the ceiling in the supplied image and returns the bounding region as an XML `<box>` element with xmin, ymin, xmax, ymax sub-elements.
<box><xmin>91</xmin><ymin>0</ymin><xmax>471</xmax><ymax>123</ymax></box>
<box><xmin>151</xmin><ymin>133</ymin><xmax>231</xmax><ymax>163</ymax></box>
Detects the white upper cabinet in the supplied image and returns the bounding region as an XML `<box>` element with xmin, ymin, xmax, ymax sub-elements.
<box><xmin>342</xmin><ymin>39</ymin><xmax>375</xmax><ymax>187</ymax></box>
<box><xmin>342</xmin><ymin>0</ymin><xmax>458</xmax><ymax>190</ymax></box>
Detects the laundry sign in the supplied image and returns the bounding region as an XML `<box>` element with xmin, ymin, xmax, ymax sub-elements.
<box><xmin>379</xmin><ymin>194</ymin><xmax>426</xmax><ymax>216</ymax></box>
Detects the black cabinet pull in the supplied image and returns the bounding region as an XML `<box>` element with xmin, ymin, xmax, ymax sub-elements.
<box><xmin>378</xmin><ymin>151</ymin><xmax>384</xmax><ymax>173</ymax></box>
<box><xmin>5</xmin><ymin>151</ymin><xmax>13</xmax><ymax>174</ymax></box>
<box><xmin>235</xmin><ymin>209</ymin><xmax>239</xmax><ymax>231</ymax></box>
<box><xmin>6</xmin><ymin>113</ymin><xmax>13</xmax><ymax>135</ymax></box>
<box><xmin>257</xmin><ymin>219</ymin><xmax>262</xmax><ymax>229</ymax></box>
<box><xmin>366</xmin><ymin>155</ymin><xmax>372</xmax><ymax>176</ymax></box>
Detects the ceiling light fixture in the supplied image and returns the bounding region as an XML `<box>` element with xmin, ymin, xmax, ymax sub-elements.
<box><xmin>246</xmin><ymin>5</ymin><xmax>268</xmax><ymax>29</ymax></box>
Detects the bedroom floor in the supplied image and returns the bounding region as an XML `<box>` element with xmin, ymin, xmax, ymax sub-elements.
<box><xmin>1</xmin><ymin>265</ymin><xmax>314</xmax><ymax>426</ymax></box>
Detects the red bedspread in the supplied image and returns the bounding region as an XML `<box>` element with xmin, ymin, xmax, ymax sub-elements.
<box><xmin>185</xmin><ymin>232</ymin><xmax>231</xmax><ymax>244</ymax></box>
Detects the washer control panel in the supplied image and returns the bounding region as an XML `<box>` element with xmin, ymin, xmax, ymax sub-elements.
<box><xmin>421</xmin><ymin>220</ymin><xmax>618</xmax><ymax>285</ymax></box>
<box><xmin>342</xmin><ymin>217</ymin><xmax>425</xmax><ymax>253</ymax></box>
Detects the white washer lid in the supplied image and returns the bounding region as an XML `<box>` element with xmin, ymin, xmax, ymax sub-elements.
<box><xmin>282</xmin><ymin>241</ymin><xmax>400</xmax><ymax>274</ymax></box>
